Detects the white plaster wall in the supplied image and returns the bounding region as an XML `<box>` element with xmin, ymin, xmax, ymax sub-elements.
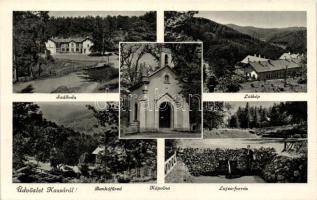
<box><xmin>129</xmin><ymin>67</ymin><xmax>190</xmax><ymax>131</ymax></box>
<box><xmin>250</xmin><ymin>71</ymin><xmax>258</xmax><ymax>80</ymax></box>
<box><xmin>82</xmin><ymin>39</ymin><xmax>93</xmax><ymax>54</ymax></box>
<box><xmin>45</xmin><ymin>40</ymin><xmax>56</xmax><ymax>54</ymax></box>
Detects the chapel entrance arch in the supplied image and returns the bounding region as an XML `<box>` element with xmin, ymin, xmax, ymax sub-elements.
<box><xmin>159</xmin><ymin>101</ymin><xmax>173</xmax><ymax>128</ymax></box>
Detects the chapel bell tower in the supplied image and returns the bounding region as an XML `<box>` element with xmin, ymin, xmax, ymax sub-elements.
<box><xmin>160</xmin><ymin>48</ymin><xmax>172</xmax><ymax>68</ymax></box>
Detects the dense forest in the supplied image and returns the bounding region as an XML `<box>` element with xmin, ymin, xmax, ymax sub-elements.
<box><xmin>164</xmin><ymin>11</ymin><xmax>307</xmax><ymax>92</ymax></box>
<box><xmin>203</xmin><ymin>102</ymin><xmax>307</xmax><ymax>130</ymax></box>
<box><xmin>13</xmin><ymin>102</ymin><xmax>157</xmax><ymax>183</ymax></box>
<box><xmin>13</xmin><ymin>11</ymin><xmax>156</xmax><ymax>78</ymax></box>
<box><xmin>226</xmin><ymin>24</ymin><xmax>307</xmax><ymax>53</ymax></box>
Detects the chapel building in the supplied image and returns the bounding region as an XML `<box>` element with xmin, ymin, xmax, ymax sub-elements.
<box><xmin>126</xmin><ymin>48</ymin><xmax>190</xmax><ymax>133</ymax></box>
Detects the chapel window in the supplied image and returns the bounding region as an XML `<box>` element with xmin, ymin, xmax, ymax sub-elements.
<box><xmin>165</xmin><ymin>54</ymin><xmax>169</xmax><ymax>66</ymax></box>
<box><xmin>164</xmin><ymin>74</ymin><xmax>170</xmax><ymax>84</ymax></box>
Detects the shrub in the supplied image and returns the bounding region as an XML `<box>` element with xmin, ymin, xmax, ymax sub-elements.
<box><xmin>177</xmin><ymin>147</ymin><xmax>307</xmax><ymax>183</ymax></box>
<box><xmin>262</xmin><ymin>156</ymin><xmax>307</xmax><ymax>183</ymax></box>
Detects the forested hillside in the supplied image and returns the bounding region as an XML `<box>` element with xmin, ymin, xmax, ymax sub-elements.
<box><xmin>165</xmin><ymin>11</ymin><xmax>305</xmax><ymax>92</ymax></box>
<box><xmin>47</xmin><ymin>12</ymin><xmax>156</xmax><ymax>41</ymax></box>
<box><xmin>226</xmin><ymin>24</ymin><xmax>306</xmax><ymax>53</ymax></box>
<box><xmin>13</xmin><ymin>102</ymin><xmax>157</xmax><ymax>183</ymax></box>
<box><xmin>165</xmin><ymin>11</ymin><xmax>285</xmax><ymax>69</ymax></box>
<box><xmin>267</xmin><ymin>30</ymin><xmax>306</xmax><ymax>53</ymax></box>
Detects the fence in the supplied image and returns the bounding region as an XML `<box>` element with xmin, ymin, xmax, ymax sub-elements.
<box><xmin>165</xmin><ymin>152</ymin><xmax>177</xmax><ymax>175</ymax></box>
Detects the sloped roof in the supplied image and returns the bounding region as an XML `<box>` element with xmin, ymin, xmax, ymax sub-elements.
<box><xmin>49</xmin><ymin>37</ymin><xmax>92</xmax><ymax>43</ymax></box>
<box><xmin>241</xmin><ymin>55</ymin><xmax>269</xmax><ymax>64</ymax></box>
<box><xmin>129</xmin><ymin>65</ymin><xmax>176</xmax><ymax>91</ymax></box>
<box><xmin>249</xmin><ymin>59</ymin><xmax>302</xmax><ymax>73</ymax></box>
<box><xmin>280</xmin><ymin>52</ymin><xmax>302</xmax><ymax>60</ymax></box>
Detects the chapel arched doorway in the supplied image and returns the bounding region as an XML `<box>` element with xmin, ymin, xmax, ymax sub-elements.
<box><xmin>159</xmin><ymin>102</ymin><xmax>172</xmax><ymax>128</ymax></box>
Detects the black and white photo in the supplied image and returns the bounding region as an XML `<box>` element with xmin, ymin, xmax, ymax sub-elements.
<box><xmin>165</xmin><ymin>101</ymin><xmax>307</xmax><ymax>183</ymax></box>
<box><xmin>203</xmin><ymin>101</ymin><xmax>307</xmax><ymax>139</ymax></box>
<box><xmin>165</xmin><ymin>138</ymin><xmax>307</xmax><ymax>183</ymax></box>
<box><xmin>13</xmin><ymin>11</ymin><xmax>156</xmax><ymax>93</ymax></box>
<box><xmin>13</xmin><ymin>102</ymin><xmax>157</xmax><ymax>183</ymax></box>
<box><xmin>165</xmin><ymin>11</ymin><xmax>307</xmax><ymax>93</ymax></box>
<box><xmin>119</xmin><ymin>42</ymin><xmax>202</xmax><ymax>138</ymax></box>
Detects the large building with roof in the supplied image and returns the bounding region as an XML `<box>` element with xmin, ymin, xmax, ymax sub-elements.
<box><xmin>238</xmin><ymin>53</ymin><xmax>304</xmax><ymax>80</ymax></box>
<box><xmin>45</xmin><ymin>37</ymin><xmax>94</xmax><ymax>55</ymax></box>
<box><xmin>240</xmin><ymin>54</ymin><xmax>269</xmax><ymax>64</ymax></box>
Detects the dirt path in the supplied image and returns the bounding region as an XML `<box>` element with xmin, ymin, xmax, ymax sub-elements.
<box><xmin>13</xmin><ymin>71</ymin><xmax>99</xmax><ymax>93</ymax></box>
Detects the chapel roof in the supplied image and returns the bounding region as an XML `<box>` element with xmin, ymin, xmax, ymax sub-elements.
<box><xmin>129</xmin><ymin>65</ymin><xmax>176</xmax><ymax>92</ymax></box>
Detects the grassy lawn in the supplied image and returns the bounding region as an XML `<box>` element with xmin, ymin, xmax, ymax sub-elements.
<box><xmin>53</xmin><ymin>54</ymin><xmax>119</xmax><ymax>64</ymax></box>
<box><xmin>14</xmin><ymin>65</ymin><xmax>119</xmax><ymax>93</ymax></box>
<box><xmin>204</xmin><ymin>128</ymin><xmax>260</xmax><ymax>139</ymax></box>
<box><xmin>16</xmin><ymin>54</ymin><xmax>119</xmax><ymax>81</ymax></box>
<box><xmin>204</xmin><ymin>125</ymin><xmax>306</xmax><ymax>139</ymax></box>
<box><xmin>83</xmin><ymin>66</ymin><xmax>118</xmax><ymax>82</ymax></box>
<box><xmin>239</xmin><ymin>77</ymin><xmax>307</xmax><ymax>92</ymax></box>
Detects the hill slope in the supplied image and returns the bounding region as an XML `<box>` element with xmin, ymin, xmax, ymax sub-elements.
<box><xmin>55</xmin><ymin>109</ymin><xmax>98</xmax><ymax>134</ymax></box>
<box><xmin>165</xmin><ymin>12</ymin><xmax>286</xmax><ymax>76</ymax></box>
<box><xmin>226</xmin><ymin>24</ymin><xmax>306</xmax><ymax>53</ymax></box>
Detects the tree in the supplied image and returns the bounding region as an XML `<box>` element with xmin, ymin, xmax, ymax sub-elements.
<box><xmin>87</xmin><ymin>103</ymin><xmax>157</xmax><ymax>180</ymax></box>
<box><xmin>203</xmin><ymin>102</ymin><xmax>225</xmax><ymax>129</ymax></box>
<box><xmin>167</xmin><ymin>43</ymin><xmax>202</xmax><ymax>126</ymax></box>
<box><xmin>229</xmin><ymin>115</ymin><xmax>238</xmax><ymax>128</ymax></box>
<box><xmin>283</xmin><ymin>102</ymin><xmax>307</xmax><ymax>124</ymax></box>
<box><xmin>13</xmin><ymin>11</ymin><xmax>50</xmax><ymax>78</ymax></box>
<box><xmin>120</xmin><ymin>43</ymin><xmax>149</xmax><ymax>89</ymax></box>
<box><xmin>91</xmin><ymin>16</ymin><xmax>116</xmax><ymax>54</ymax></box>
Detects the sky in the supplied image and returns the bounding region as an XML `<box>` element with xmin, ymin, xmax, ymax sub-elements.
<box><xmin>49</xmin><ymin>11</ymin><xmax>149</xmax><ymax>18</ymax></box>
<box><xmin>196</xmin><ymin>11</ymin><xmax>306</xmax><ymax>28</ymax></box>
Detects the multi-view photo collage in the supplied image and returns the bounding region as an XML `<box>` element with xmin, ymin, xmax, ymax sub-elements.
<box><xmin>12</xmin><ymin>11</ymin><xmax>308</xmax><ymax>184</ymax></box>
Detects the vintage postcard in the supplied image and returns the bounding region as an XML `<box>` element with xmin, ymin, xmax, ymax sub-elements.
<box><xmin>0</xmin><ymin>0</ymin><xmax>316</xmax><ymax>200</ymax></box>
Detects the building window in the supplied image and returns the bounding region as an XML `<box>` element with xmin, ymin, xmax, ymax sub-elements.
<box><xmin>164</xmin><ymin>54</ymin><xmax>169</xmax><ymax>66</ymax></box>
<box><xmin>164</xmin><ymin>74</ymin><xmax>170</xmax><ymax>84</ymax></box>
